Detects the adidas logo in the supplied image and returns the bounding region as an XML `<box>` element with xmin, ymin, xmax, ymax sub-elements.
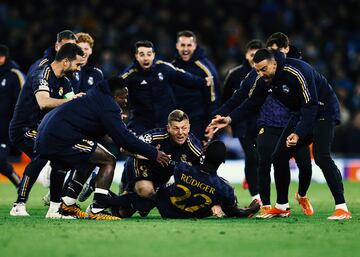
<box><xmin>140</xmin><ymin>80</ymin><xmax>147</xmax><ymax>85</ymax></box>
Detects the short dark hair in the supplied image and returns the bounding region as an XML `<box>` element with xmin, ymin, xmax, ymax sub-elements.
<box><xmin>202</xmin><ymin>140</ymin><xmax>227</xmax><ymax>174</ymax></box>
<box><xmin>56</xmin><ymin>30</ymin><xmax>77</xmax><ymax>43</ymax></box>
<box><xmin>0</xmin><ymin>44</ymin><xmax>9</xmax><ymax>58</ymax></box>
<box><xmin>245</xmin><ymin>40</ymin><xmax>264</xmax><ymax>51</ymax></box>
<box><xmin>253</xmin><ymin>48</ymin><xmax>274</xmax><ymax>64</ymax></box>
<box><xmin>107</xmin><ymin>77</ymin><xmax>127</xmax><ymax>95</ymax></box>
<box><xmin>168</xmin><ymin>109</ymin><xmax>189</xmax><ymax>124</ymax></box>
<box><xmin>177</xmin><ymin>30</ymin><xmax>197</xmax><ymax>42</ymax></box>
<box><xmin>55</xmin><ymin>43</ymin><xmax>84</xmax><ymax>62</ymax></box>
<box><xmin>266</xmin><ymin>32</ymin><xmax>289</xmax><ymax>49</ymax></box>
<box><xmin>134</xmin><ymin>40</ymin><xmax>154</xmax><ymax>53</ymax></box>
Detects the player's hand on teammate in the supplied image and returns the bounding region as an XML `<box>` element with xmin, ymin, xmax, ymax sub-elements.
<box><xmin>156</xmin><ymin>150</ymin><xmax>171</xmax><ymax>167</ymax></box>
<box><xmin>72</xmin><ymin>92</ymin><xmax>86</xmax><ymax>99</ymax></box>
<box><xmin>286</xmin><ymin>133</ymin><xmax>299</xmax><ymax>147</ymax></box>
<box><xmin>155</xmin><ymin>144</ymin><xmax>171</xmax><ymax>167</ymax></box>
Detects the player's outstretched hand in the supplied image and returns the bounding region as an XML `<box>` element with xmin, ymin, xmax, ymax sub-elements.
<box><xmin>205</xmin><ymin>115</ymin><xmax>231</xmax><ymax>139</ymax></box>
<box><xmin>156</xmin><ymin>150</ymin><xmax>171</xmax><ymax>167</ymax></box>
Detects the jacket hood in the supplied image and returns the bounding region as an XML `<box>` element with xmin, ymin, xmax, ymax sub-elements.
<box><xmin>0</xmin><ymin>60</ymin><xmax>20</xmax><ymax>73</ymax></box>
<box><xmin>273</xmin><ymin>50</ymin><xmax>286</xmax><ymax>82</ymax></box>
<box><xmin>43</xmin><ymin>47</ymin><xmax>56</xmax><ymax>59</ymax></box>
<box><xmin>288</xmin><ymin>45</ymin><xmax>302</xmax><ymax>59</ymax></box>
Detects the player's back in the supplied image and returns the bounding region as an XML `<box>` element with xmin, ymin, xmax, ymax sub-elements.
<box><xmin>156</xmin><ymin>162</ymin><xmax>235</xmax><ymax>218</ymax></box>
<box><xmin>36</xmin><ymin>81</ymin><xmax>119</xmax><ymax>154</ymax></box>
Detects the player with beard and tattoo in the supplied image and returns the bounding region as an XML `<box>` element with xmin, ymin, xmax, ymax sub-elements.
<box><xmin>9</xmin><ymin>43</ymin><xmax>85</xmax><ymax>216</ymax></box>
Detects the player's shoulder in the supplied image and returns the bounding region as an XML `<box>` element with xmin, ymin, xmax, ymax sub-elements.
<box><xmin>92</xmin><ymin>67</ymin><xmax>103</xmax><ymax>77</ymax></box>
<box><xmin>174</xmin><ymin>161</ymin><xmax>195</xmax><ymax>174</ymax></box>
<box><xmin>212</xmin><ymin>175</ymin><xmax>235</xmax><ymax>195</ymax></box>
<box><xmin>227</xmin><ymin>64</ymin><xmax>244</xmax><ymax>76</ymax></box>
<box><xmin>139</xmin><ymin>128</ymin><xmax>169</xmax><ymax>143</ymax></box>
<box><xmin>156</xmin><ymin>60</ymin><xmax>180</xmax><ymax>72</ymax></box>
<box><xmin>121</xmin><ymin>66</ymin><xmax>138</xmax><ymax>79</ymax></box>
<box><xmin>186</xmin><ymin>133</ymin><xmax>202</xmax><ymax>157</ymax></box>
<box><xmin>284</xmin><ymin>58</ymin><xmax>312</xmax><ymax>74</ymax></box>
<box><xmin>31</xmin><ymin>63</ymin><xmax>51</xmax><ymax>82</ymax></box>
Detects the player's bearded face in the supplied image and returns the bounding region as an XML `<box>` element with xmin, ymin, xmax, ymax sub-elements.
<box><xmin>135</xmin><ymin>47</ymin><xmax>155</xmax><ymax>70</ymax></box>
<box><xmin>167</xmin><ymin>120</ymin><xmax>190</xmax><ymax>145</ymax></box>
<box><xmin>176</xmin><ymin>36</ymin><xmax>197</xmax><ymax>62</ymax></box>
<box><xmin>63</xmin><ymin>56</ymin><xmax>83</xmax><ymax>78</ymax></box>
<box><xmin>254</xmin><ymin>59</ymin><xmax>277</xmax><ymax>84</ymax></box>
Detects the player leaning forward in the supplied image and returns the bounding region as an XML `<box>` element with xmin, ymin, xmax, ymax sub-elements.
<box><xmin>34</xmin><ymin>77</ymin><xmax>170</xmax><ymax>220</ymax></box>
<box><xmin>207</xmin><ymin>49</ymin><xmax>351</xmax><ymax>220</ymax></box>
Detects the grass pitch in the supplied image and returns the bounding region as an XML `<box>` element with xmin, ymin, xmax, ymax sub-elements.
<box><xmin>0</xmin><ymin>181</ymin><xmax>359</xmax><ymax>257</ymax></box>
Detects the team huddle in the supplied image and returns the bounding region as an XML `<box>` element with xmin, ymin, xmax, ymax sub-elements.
<box><xmin>0</xmin><ymin>29</ymin><xmax>351</xmax><ymax>220</ymax></box>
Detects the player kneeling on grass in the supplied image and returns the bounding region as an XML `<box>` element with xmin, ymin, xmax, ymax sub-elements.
<box><xmin>34</xmin><ymin>77</ymin><xmax>170</xmax><ymax>220</ymax></box>
<box><xmin>106</xmin><ymin>140</ymin><xmax>260</xmax><ymax>219</ymax></box>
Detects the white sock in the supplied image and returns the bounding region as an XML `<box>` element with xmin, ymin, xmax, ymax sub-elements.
<box><xmin>49</xmin><ymin>202</ymin><xmax>61</xmax><ymax>212</ymax></box>
<box><xmin>94</xmin><ymin>188</ymin><xmax>108</xmax><ymax>195</ymax></box>
<box><xmin>62</xmin><ymin>196</ymin><xmax>76</xmax><ymax>206</ymax></box>
<box><xmin>335</xmin><ymin>203</ymin><xmax>348</xmax><ymax>212</ymax></box>
<box><xmin>275</xmin><ymin>203</ymin><xmax>290</xmax><ymax>210</ymax></box>
<box><xmin>91</xmin><ymin>207</ymin><xmax>104</xmax><ymax>214</ymax></box>
<box><xmin>251</xmin><ymin>194</ymin><xmax>261</xmax><ymax>202</ymax></box>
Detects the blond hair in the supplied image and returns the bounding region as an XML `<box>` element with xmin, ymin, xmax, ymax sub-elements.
<box><xmin>168</xmin><ymin>109</ymin><xmax>189</xmax><ymax>124</ymax></box>
<box><xmin>76</xmin><ymin>32</ymin><xmax>94</xmax><ymax>48</ymax></box>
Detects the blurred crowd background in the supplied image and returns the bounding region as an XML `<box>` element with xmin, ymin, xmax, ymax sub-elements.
<box><xmin>1</xmin><ymin>0</ymin><xmax>360</xmax><ymax>157</ymax></box>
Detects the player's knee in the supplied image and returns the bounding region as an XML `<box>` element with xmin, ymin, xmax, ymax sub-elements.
<box><xmin>313</xmin><ymin>154</ymin><xmax>329</xmax><ymax>168</ymax></box>
<box><xmin>109</xmin><ymin>155</ymin><xmax>116</xmax><ymax>167</ymax></box>
<box><xmin>103</xmin><ymin>154</ymin><xmax>116</xmax><ymax>168</ymax></box>
<box><xmin>135</xmin><ymin>184</ymin><xmax>155</xmax><ymax>198</ymax></box>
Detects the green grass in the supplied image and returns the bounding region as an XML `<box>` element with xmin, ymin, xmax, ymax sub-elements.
<box><xmin>0</xmin><ymin>181</ymin><xmax>359</xmax><ymax>257</ymax></box>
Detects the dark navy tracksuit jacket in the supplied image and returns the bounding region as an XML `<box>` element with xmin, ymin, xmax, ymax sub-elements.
<box><xmin>71</xmin><ymin>59</ymin><xmax>104</xmax><ymax>93</ymax></box>
<box><xmin>172</xmin><ymin>47</ymin><xmax>220</xmax><ymax>139</ymax></box>
<box><xmin>35</xmin><ymin>80</ymin><xmax>158</xmax><ymax>162</ymax></box>
<box><xmin>120</xmin><ymin>60</ymin><xmax>207</xmax><ymax>135</ymax></box>
<box><xmin>229</xmin><ymin>53</ymin><xmax>340</xmax><ymax>139</ymax></box>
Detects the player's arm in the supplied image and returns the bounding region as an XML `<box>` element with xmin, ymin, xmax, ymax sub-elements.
<box><xmin>34</xmin><ymin>74</ymin><xmax>84</xmax><ymax>110</ymax></box>
<box><xmin>205</xmin><ymin>81</ymin><xmax>267</xmax><ymax>139</ymax></box>
<box><xmin>11</xmin><ymin>69</ymin><xmax>24</xmax><ymax>110</ymax></box>
<box><xmin>292</xmin><ymin>69</ymin><xmax>319</xmax><ymax>141</ymax></box>
<box><xmin>100</xmin><ymin>109</ymin><xmax>170</xmax><ymax>166</ymax></box>
<box><xmin>35</xmin><ymin>91</ymin><xmax>84</xmax><ymax>110</ymax></box>
<box><xmin>214</xmin><ymin>71</ymin><xmax>257</xmax><ymax>117</ymax></box>
<box><xmin>164</xmin><ymin>61</ymin><xmax>210</xmax><ymax>88</ymax></box>
<box><xmin>222</xmin><ymin>204</ymin><xmax>259</xmax><ymax>218</ymax></box>
<box><xmin>220</xmin><ymin>194</ymin><xmax>260</xmax><ymax>218</ymax></box>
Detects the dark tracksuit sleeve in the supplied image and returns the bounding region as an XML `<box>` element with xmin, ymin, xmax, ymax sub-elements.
<box><xmin>214</xmin><ymin>75</ymin><xmax>255</xmax><ymax>117</ymax></box>
<box><xmin>228</xmin><ymin>79</ymin><xmax>268</xmax><ymax>123</ymax></box>
<box><xmin>293</xmin><ymin>70</ymin><xmax>319</xmax><ymax>139</ymax></box>
<box><xmin>207</xmin><ymin>61</ymin><xmax>221</xmax><ymax>116</ymax></box>
<box><xmin>166</xmin><ymin>63</ymin><xmax>207</xmax><ymax>88</ymax></box>
<box><xmin>12</xmin><ymin>73</ymin><xmax>22</xmax><ymax>109</ymax></box>
<box><xmin>95</xmin><ymin>68</ymin><xmax>104</xmax><ymax>81</ymax></box>
<box><xmin>222</xmin><ymin>70</ymin><xmax>239</xmax><ymax>103</ymax></box>
<box><xmin>100</xmin><ymin>110</ymin><xmax>158</xmax><ymax>161</ymax></box>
